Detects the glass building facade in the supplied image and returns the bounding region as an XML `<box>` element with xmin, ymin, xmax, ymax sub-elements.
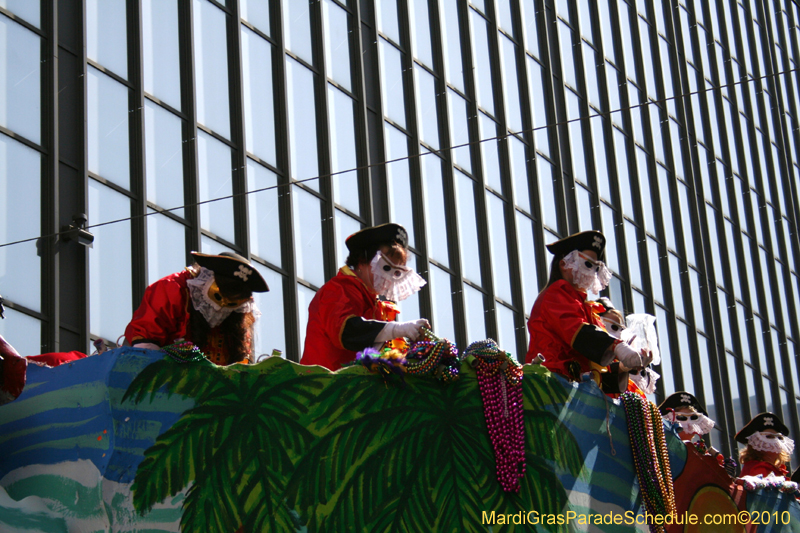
<box><xmin>0</xmin><ymin>0</ymin><xmax>799</xmax><ymax>461</ymax></box>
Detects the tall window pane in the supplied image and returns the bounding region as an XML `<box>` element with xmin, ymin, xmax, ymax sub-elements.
<box><xmin>145</xmin><ymin>101</ymin><xmax>184</xmax><ymax>216</ymax></box>
<box><xmin>516</xmin><ymin>212</ymin><xmax>538</xmax><ymax>311</ymax></box>
<box><xmin>409</xmin><ymin>0</ymin><xmax>433</xmax><ymax>67</ymax></box>
<box><xmin>287</xmin><ymin>58</ymin><xmax>319</xmax><ymax>189</ymax></box>
<box><xmin>430</xmin><ymin>265</ymin><xmax>456</xmax><ymax>341</ymax></box>
<box><xmin>486</xmin><ymin>193</ymin><xmax>512</xmax><ymax>303</ymax></box>
<box><xmin>379</xmin><ymin>39</ymin><xmax>406</xmax><ymax>128</ymax></box>
<box><xmin>328</xmin><ymin>86</ymin><xmax>359</xmax><ymax>214</ymax></box>
<box><xmin>470</xmin><ymin>10</ymin><xmax>494</xmax><ymax>115</ymax></box>
<box><xmin>197</xmin><ymin>131</ymin><xmax>235</xmax><ymax>243</ymax></box>
<box><xmin>247</xmin><ymin>159</ymin><xmax>281</xmax><ymax>267</ymax></box>
<box><xmin>242</xmin><ymin>26</ymin><xmax>276</xmax><ymax>165</ymax></box>
<box><xmin>282</xmin><ymin>0</ymin><xmax>313</xmax><ymax>64</ymax></box>
<box><xmin>88</xmin><ymin>180</ymin><xmax>132</xmax><ymax>341</ymax></box>
<box><xmin>323</xmin><ymin>0</ymin><xmax>352</xmax><ymax>90</ymax></box>
<box><xmin>509</xmin><ymin>136</ymin><xmax>531</xmax><ymax>213</ymax></box>
<box><xmin>442</xmin><ymin>0</ymin><xmax>465</xmax><ymax>91</ymax></box>
<box><xmin>385</xmin><ymin>124</ymin><xmax>416</xmax><ymax>247</ymax></box>
<box><xmin>0</xmin><ymin>17</ymin><xmax>40</xmax><ymax>144</ymax></box>
<box><xmin>415</xmin><ymin>65</ymin><xmax>439</xmax><ymax>150</ymax></box>
<box><xmin>500</xmin><ymin>36</ymin><xmax>523</xmax><ymax>133</ymax></box>
<box><xmin>0</xmin><ymin>135</ymin><xmax>40</xmax><ymax>311</ymax></box>
<box><xmin>193</xmin><ymin>0</ymin><xmax>231</xmax><ymax>139</ymax></box>
<box><xmin>253</xmin><ymin>265</ymin><xmax>286</xmax><ymax>358</ymax></box>
<box><xmin>421</xmin><ymin>155</ymin><xmax>449</xmax><ymax>267</ymax></box>
<box><xmin>464</xmin><ymin>284</ymin><xmax>486</xmax><ymax>341</ymax></box>
<box><xmin>87</xmin><ymin>67</ymin><xmax>130</xmax><ymax>189</ymax></box>
<box><xmin>241</xmin><ymin>0</ymin><xmax>270</xmax><ymax>36</ymax></box>
<box><xmin>292</xmin><ymin>186</ymin><xmax>325</xmax><ymax>288</ymax></box>
<box><xmin>147</xmin><ymin>210</ymin><xmax>187</xmax><ymax>284</ymax></box>
<box><xmin>86</xmin><ymin>0</ymin><xmax>127</xmax><ymax>78</ymax></box>
<box><xmin>0</xmin><ymin>307</ymin><xmax>41</xmax><ymax>357</ymax></box>
<box><xmin>143</xmin><ymin>0</ymin><xmax>181</xmax><ymax>110</ymax></box>
<box><xmin>456</xmin><ymin>171</ymin><xmax>482</xmax><ymax>285</ymax></box>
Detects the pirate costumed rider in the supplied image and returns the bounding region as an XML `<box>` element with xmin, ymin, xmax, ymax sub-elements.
<box><xmin>124</xmin><ymin>252</ymin><xmax>268</xmax><ymax>366</ymax></box>
<box><xmin>736</xmin><ymin>412</ymin><xmax>794</xmax><ymax>478</ymax></box>
<box><xmin>300</xmin><ymin>223</ymin><xmax>429</xmax><ymax>371</ymax></box>
<box><xmin>525</xmin><ymin>231</ymin><xmax>652</xmax><ymax>390</ymax></box>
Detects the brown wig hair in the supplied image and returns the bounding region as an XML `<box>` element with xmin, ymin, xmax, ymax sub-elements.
<box><xmin>739</xmin><ymin>444</ymin><xmax>790</xmax><ymax>466</ymax></box>
<box><xmin>542</xmin><ymin>253</ymin><xmax>566</xmax><ymax>293</ymax></box>
<box><xmin>188</xmin><ymin>304</ymin><xmax>256</xmax><ymax>366</ymax></box>
<box><xmin>345</xmin><ymin>242</ymin><xmax>408</xmax><ymax>269</ymax></box>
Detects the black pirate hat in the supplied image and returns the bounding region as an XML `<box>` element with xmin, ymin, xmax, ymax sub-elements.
<box><xmin>546</xmin><ymin>230</ymin><xmax>606</xmax><ymax>260</ymax></box>
<box><xmin>191</xmin><ymin>251</ymin><xmax>269</xmax><ymax>293</ymax></box>
<box><xmin>658</xmin><ymin>392</ymin><xmax>708</xmax><ymax>417</ymax></box>
<box><xmin>735</xmin><ymin>412</ymin><xmax>789</xmax><ymax>444</ymax></box>
<box><xmin>345</xmin><ymin>223</ymin><xmax>408</xmax><ymax>253</ymax></box>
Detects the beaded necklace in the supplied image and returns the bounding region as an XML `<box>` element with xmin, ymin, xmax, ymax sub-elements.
<box><xmin>161</xmin><ymin>341</ymin><xmax>207</xmax><ymax>364</ymax></box>
<box><xmin>404</xmin><ymin>329</ymin><xmax>461</xmax><ymax>383</ymax></box>
<box><xmin>621</xmin><ymin>391</ymin><xmax>676</xmax><ymax>532</ymax></box>
<box><xmin>464</xmin><ymin>339</ymin><xmax>525</xmax><ymax>493</ymax></box>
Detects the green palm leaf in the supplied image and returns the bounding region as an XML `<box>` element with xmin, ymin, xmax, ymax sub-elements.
<box><xmin>132</xmin><ymin>403</ymin><xmax>245</xmax><ymax>513</ymax></box>
<box><xmin>524</xmin><ymin>410</ymin><xmax>583</xmax><ymax>476</ymax></box>
<box><xmin>121</xmin><ymin>357</ymin><xmax>230</xmax><ymax>405</ymax></box>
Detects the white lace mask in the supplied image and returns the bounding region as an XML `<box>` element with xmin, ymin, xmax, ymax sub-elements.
<box><xmin>748</xmin><ymin>431</ymin><xmax>795</xmax><ymax>455</ymax></box>
<box><xmin>369</xmin><ymin>252</ymin><xmax>427</xmax><ymax>301</ymax></box>
<box><xmin>662</xmin><ymin>410</ymin><xmax>715</xmax><ymax>436</ymax></box>
<box><xmin>562</xmin><ymin>250</ymin><xmax>612</xmax><ymax>294</ymax></box>
<box><xmin>630</xmin><ymin>367</ymin><xmax>659</xmax><ymax>396</ymax></box>
<box><xmin>186</xmin><ymin>267</ymin><xmax>258</xmax><ymax>328</ymax></box>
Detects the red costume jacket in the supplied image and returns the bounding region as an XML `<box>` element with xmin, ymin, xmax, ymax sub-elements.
<box><xmin>525</xmin><ymin>280</ymin><xmax>615</xmax><ymax>380</ymax></box>
<box><xmin>740</xmin><ymin>460</ymin><xmax>789</xmax><ymax>478</ymax></box>
<box><xmin>124</xmin><ymin>270</ymin><xmax>246</xmax><ymax>365</ymax></box>
<box><xmin>300</xmin><ymin>266</ymin><xmax>398</xmax><ymax>371</ymax></box>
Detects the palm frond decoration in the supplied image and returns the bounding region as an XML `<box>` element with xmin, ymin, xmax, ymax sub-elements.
<box><xmin>286</xmin><ymin>361</ymin><xmax>584</xmax><ymax>532</ymax></box>
<box><xmin>126</xmin><ymin>357</ymin><xmax>326</xmax><ymax>532</ymax></box>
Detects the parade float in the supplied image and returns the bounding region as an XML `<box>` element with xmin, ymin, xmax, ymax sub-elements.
<box><xmin>0</xmin><ymin>334</ymin><xmax>798</xmax><ymax>532</ymax></box>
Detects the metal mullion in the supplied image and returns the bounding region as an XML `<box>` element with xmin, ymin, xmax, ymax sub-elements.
<box><xmin>87</xmin><ymin>172</ymin><xmax>137</xmax><ymax>199</ymax></box>
<box><xmin>245</xmin><ymin>152</ymin><xmax>282</xmax><ymax>177</ymax></box>
<box><xmin>196</xmin><ymin>124</ymin><xmax>238</xmax><ymax>149</ymax></box>
<box><xmin>79</xmin><ymin>0</ymin><xmax>91</xmax><ymax>349</ymax></box>
<box><xmin>128</xmin><ymin>0</ymin><xmax>148</xmax><ymax>304</ymax></box>
<box><xmin>426</xmin><ymin>0</ymin><xmax>467</xmax><ymax>349</ymax></box>
<box><xmin>656</xmin><ymin>0</ymin><xmax>704</xmax><ymax>398</ymax></box>
<box><xmin>396</xmin><ymin>0</ymin><xmax>432</xmax><ymax>324</ymax></box>
<box><xmin>146</xmin><ymin>202</ymin><xmax>189</xmax><ymax>225</ymax></box>
<box><xmin>0</xmin><ymin>7</ymin><xmax>44</xmax><ymax>36</ymax></box>
<box><xmin>285</xmin><ymin>49</ymin><xmax>320</xmax><ymax>75</ymax></box>
<box><xmin>458</xmin><ymin>1</ymin><xmax>497</xmax><ymax>339</ymax></box>
<box><xmin>312</xmin><ymin>0</ymin><xmax>337</xmax><ymax>281</ymax></box>
<box><xmin>251</xmin><ymin>255</ymin><xmax>289</xmax><ymax>278</ymax></box>
<box><xmin>143</xmin><ymin>94</ymin><xmax>189</xmax><ymax>122</ymax></box>
<box><xmin>41</xmin><ymin>0</ymin><xmax>58</xmax><ymax>352</ymax></box>
<box><xmin>539</xmin><ymin>0</ymin><xmax>568</xmax><ymax>236</ymax></box>
<box><xmin>227</xmin><ymin>0</ymin><xmax>249</xmax><ymax>256</ymax></box>
<box><xmin>766</xmin><ymin>4</ymin><xmax>800</xmax><ymax>351</ymax></box>
<box><xmin>179</xmin><ymin>0</ymin><xmax>201</xmax><ymax>255</ymax></box>
<box><xmin>485</xmin><ymin>0</ymin><xmax>526</xmax><ymax>353</ymax></box>
<box><xmin>359</xmin><ymin>0</ymin><xmax>388</xmax><ymax>222</ymax></box>
<box><xmin>273</xmin><ymin>0</ymin><xmax>300</xmax><ymax>361</ymax></box>
<box><xmin>199</xmin><ymin>228</ymin><xmax>238</xmax><ymax>250</ymax></box>
<box><xmin>86</xmin><ymin>58</ymin><xmax>133</xmax><ymax>88</ymax></box>
<box><xmin>239</xmin><ymin>18</ymin><xmax>277</xmax><ymax>47</ymax></box>
<box><xmin>0</xmin><ymin>127</ymin><xmax>46</xmax><ymax>154</ymax></box>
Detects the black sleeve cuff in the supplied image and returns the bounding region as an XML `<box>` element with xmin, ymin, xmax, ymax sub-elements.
<box><xmin>600</xmin><ymin>363</ymin><xmax>629</xmax><ymax>394</ymax></box>
<box><xmin>341</xmin><ymin>317</ymin><xmax>387</xmax><ymax>351</ymax></box>
<box><xmin>572</xmin><ymin>324</ymin><xmax>616</xmax><ymax>365</ymax></box>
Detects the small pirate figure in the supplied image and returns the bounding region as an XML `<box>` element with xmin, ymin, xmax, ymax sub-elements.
<box><xmin>598</xmin><ymin>299</ymin><xmax>662</xmax><ymax>396</ymax></box>
<box><xmin>659</xmin><ymin>392</ymin><xmax>716</xmax><ymax>442</ymax></box>
<box><xmin>124</xmin><ymin>252</ymin><xmax>268</xmax><ymax>366</ymax></box>
<box><xmin>300</xmin><ymin>223</ymin><xmax>429</xmax><ymax>371</ymax></box>
<box><xmin>736</xmin><ymin>413</ymin><xmax>794</xmax><ymax>478</ymax></box>
<box><xmin>525</xmin><ymin>231</ymin><xmax>652</xmax><ymax>389</ymax></box>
